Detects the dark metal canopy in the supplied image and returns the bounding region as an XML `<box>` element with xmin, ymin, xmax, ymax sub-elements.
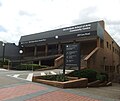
<box><xmin>19</xmin><ymin>21</ymin><xmax>104</xmax><ymax>45</ymax></box>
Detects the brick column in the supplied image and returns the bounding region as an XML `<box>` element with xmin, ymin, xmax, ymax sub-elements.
<box><xmin>97</xmin><ymin>37</ymin><xmax>100</xmax><ymax>47</ymax></box>
<box><xmin>39</xmin><ymin>60</ymin><xmax>41</xmax><ymax>65</ymax></box>
<box><xmin>45</xmin><ymin>44</ymin><xmax>48</xmax><ymax>56</ymax></box>
<box><xmin>34</xmin><ymin>45</ymin><xmax>37</xmax><ymax>57</ymax></box>
<box><xmin>58</xmin><ymin>43</ymin><xmax>61</xmax><ymax>54</ymax></box>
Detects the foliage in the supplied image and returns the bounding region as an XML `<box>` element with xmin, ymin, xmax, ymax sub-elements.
<box><xmin>96</xmin><ymin>72</ymin><xmax>108</xmax><ymax>82</ymax></box>
<box><xmin>68</xmin><ymin>68</ymin><xmax>97</xmax><ymax>82</ymax></box>
<box><xmin>100</xmin><ymin>72</ymin><xmax>108</xmax><ymax>81</ymax></box>
<box><xmin>68</xmin><ymin>68</ymin><xmax>109</xmax><ymax>83</ymax></box>
<box><xmin>40</xmin><ymin>65</ymin><xmax>48</xmax><ymax>68</ymax></box>
<box><xmin>0</xmin><ymin>59</ymin><xmax>9</xmax><ymax>66</ymax></box>
<box><xmin>40</xmin><ymin>74</ymin><xmax>69</xmax><ymax>82</ymax></box>
<box><xmin>0</xmin><ymin>60</ymin><xmax>2</xmax><ymax>67</ymax></box>
<box><xmin>15</xmin><ymin>64</ymin><xmax>48</xmax><ymax>70</ymax></box>
<box><xmin>4</xmin><ymin>60</ymin><xmax>9</xmax><ymax>65</ymax></box>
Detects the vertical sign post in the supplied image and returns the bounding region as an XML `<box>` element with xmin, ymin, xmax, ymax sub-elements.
<box><xmin>64</xmin><ymin>44</ymin><xmax>81</xmax><ymax>79</ymax></box>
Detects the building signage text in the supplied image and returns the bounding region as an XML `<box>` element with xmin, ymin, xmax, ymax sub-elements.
<box><xmin>77</xmin><ymin>32</ymin><xmax>90</xmax><ymax>37</ymax></box>
<box><xmin>21</xmin><ymin>39</ymin><xmax>46</xmax><ymax>44</ymax></box>
<box><xmin>63</xmin><ymin>24</ymin><xmax>91</xmax><ymax>32</ymax></box>
<box><xmin>64</xmin><ymin>44</ymin><xmax>80</xmax><ymax>67</ymax></box>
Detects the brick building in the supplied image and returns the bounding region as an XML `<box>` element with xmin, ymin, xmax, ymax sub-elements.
<box><xmin>19</xmin><ymin>20</ymin><xmax>120</xmax><ymax>80</ymax></box>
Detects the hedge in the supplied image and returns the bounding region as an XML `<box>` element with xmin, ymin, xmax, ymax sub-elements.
<box><xmin>68</xmin><ymin>68</ymin><xmax>108</xmax><ymax>83</ymax></box>
<box><xmin>96</xmin><ymin>73</ymin><xmax>108</xmax><ymax>82</ymax></box>
<box><xmin>0</xmin><ymin>59</ymin><xmax>10</xmax><ymax>67</ymax></box>
<box><xmin>39</xmin><ymin>74</ymin><xmax>69</xmax><ymax>82</ymax></box>
<box><xmin>15</xmin><ymin>64</ymin><xmax>48</xmax><ymax>70</ymax></box>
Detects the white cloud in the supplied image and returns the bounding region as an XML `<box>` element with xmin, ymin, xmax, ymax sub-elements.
<box><xmin>0</xmin><ymin>0</ymin><xmax>120</xmax><ymax>46</ymax></box>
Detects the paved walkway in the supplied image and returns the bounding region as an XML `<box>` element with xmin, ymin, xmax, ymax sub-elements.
<box><xmin>0</xmin><ymin>82</ymin><xmax>101</xmax><ymax>101</ymax></box>
<box><xmin>0</xmin><ymin>69</ymin><xmax>120</xmax><ymax>101</ymax></box>
<box><xmin>0</xmin><ymin>82</ymin><xmax>119</xmax><ymax>101</ymax></box>
<box><xmin>26</xmin><ymin>90</ymin><xmax>100</xmax><ymax>101</ymax></box>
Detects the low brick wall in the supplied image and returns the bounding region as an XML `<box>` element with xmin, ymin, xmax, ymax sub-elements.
<box><xmin>36</xmin><ymin>67</ymin><xmax>57</xmax><ymax>71</ymax></box>
<box><xmin>62</xmin><ymin>78</ymin><xmax>88</xmax><ymax>88</ymax></box>
<box><xmin>33</xmin><ymin>76</ymin><xmax>88</xmax><ymax>88</ymax></box>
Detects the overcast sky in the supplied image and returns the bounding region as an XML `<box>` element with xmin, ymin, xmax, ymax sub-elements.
<box><xmin>0</xmin><ymin>0</ymin><xmax>120</xmax><ymax>46</ymax></box>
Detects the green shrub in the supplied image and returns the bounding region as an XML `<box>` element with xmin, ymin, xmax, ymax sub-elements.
<box><xmin>80</xmin><ymin>69</ymin><xmax>97</xmax><ymax>82</ymax></box>
<box><xmin>40</xmin><ymin>74</ymin><xmax>68</xmax><ymax>82</ymax></box>
<box><xmin>100</xmin><ymin>72</ymin><xmax>108</xmax><ymax>81</ymax></box>
<box><xmin>15</xmin><ymin>64</ymin><xmax>48</xmax><ymax>70</ymax></box>
<box><xmin>40</xmin><ymin>65</ymin><xmax>48</xmax><ymax>68</ymax></box>
<box><xmin>96</xmin><ymin>73</ymin><xmax>108</xmax><ymax>82</ymax></box>
<box><xmin>68</xmin><ymin>68</ymin><xmax>97</xmax><ymax>82</ymax></box>
<box><xmin>0</xmin><ymin>59</ymin><xmax>9</xmax><ymax>67</ymax></box>
<box><xmin>68</xmin><ymin>68</ymin><xmax>109</xmax><ymax>83</ymax></box>
<box><xmin>56</xmin><ymin>74</ymin><xmax>68</xmax><ymax>82</ymax></box>
<box><xmin>0</xmin><ymin>60</ymin><xmax>2</xmax><ymax>67</ymax></box>
<box><xmin>67</xmin><ymin>70</ymin><xmax>80</xmax><ymax>77</ymax></box>
<box><xmin>16</xmin><ymin>64</ymin><xmax>38</xmax><ymax>70</ymax></box>
<box><xmin>4</xmin><ymin>60</ymin><xmax>9</xmax><ymax>65</ymax></box>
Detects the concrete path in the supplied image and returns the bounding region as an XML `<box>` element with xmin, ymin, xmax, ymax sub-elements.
<box><xmin>7</xmin><ymin>69</ymin><xmax>74</xmax><ymax>81</ymax></box>
<box><xmin>0</xmin><ymin>82</ymin><xmax>120</xmax><ymax>101</ymax></box>
<box><xmin>0</xmin><ymin>68</ymin><xmax>8</xmax><ymax>71</ymax></box>
<box><xmin>0</xmin><ymin>69</ymin><xmax>120</xmax><ymax>101</ymax></box>
<box><xmin>0</xmin><ymin>82</ymin><xmax>99</xmax><ymax>101</ymax></box>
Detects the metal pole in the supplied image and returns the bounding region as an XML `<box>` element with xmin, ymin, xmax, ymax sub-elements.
<box><xmin>20</xmin><ymin>55</ymin><xmax>22</xmax><ymax>70</ymax></box>
<box><xmin>63</xmin><ymin>45</ymin><xmax>66</xmax><ymax>81</ymax></box>
<box><xmin>19</xmin><ymin>50</ymin><xmax>23</xmax><ymax>70</ymax></box>
<box><xmin>8</xmin><ymin>60</ymin><xmax>9</xmax><ymax>70</ymax></box>
<box><xmin>78</xmin><ymin>44</ymin><xmax>81</xmax><ymax>79</ymax></box>
<box><xmin>63</xmin><ymin>65</ymin><xmax>65</xmax><ymax>76</ymax></box>
<box><xmin>32</xmin><ymin>61</ymin><xmax>33</xmax><ymax>71</ymax></box>
<box><xmin>2</xmin><ymin>44</ymin><xmax>5</xmax><ymax>68</ymax></box>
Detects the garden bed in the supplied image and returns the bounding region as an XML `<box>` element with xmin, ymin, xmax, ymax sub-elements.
<box><xmin>33</xmin><ymin>68</ymin><xmax>112</xmax><ymax>88</ymax></box>
<box><xmin>33</xmin><ymin>75</ymin><xmax>88</xmax><ymax>88</ymax></box>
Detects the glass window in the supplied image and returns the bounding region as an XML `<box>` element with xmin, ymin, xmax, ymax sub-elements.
<box><xmin>109</xmin><ymin>44</ymin><xmax>111</xmax><ymax>50</ymax></box>
<box><xmin>106</xmin><ymin>42</ymin><xmax>109</xmax><ymax>48</ymax></box>
<box><xmin>113</xmin><ymin>47</ymin><xmax>114</xmax><ymax>52</ymax></box>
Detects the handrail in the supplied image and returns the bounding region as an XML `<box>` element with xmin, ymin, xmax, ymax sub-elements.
<box><xmin>54</xmin><ymin>55</ymin><xmax>64</xmax><ymax>68</ymax></box>
<box><xmin>84</xmin><ymin>47</ymin><xmax>99</xmax><ymax>61</ymax></box>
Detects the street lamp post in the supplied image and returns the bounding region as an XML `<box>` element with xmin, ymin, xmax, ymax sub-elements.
<box><xmin>2</xmin><ymin>43</ymin><xmax>5</xmax><ymax>68</ymax></box>
<box><xmin>19</xmin><ymin>50</ymin><xmax>23</xmax><ymax>70</ymax></box>
<box><xmin>19</xmin><ymin>50</ymin><xmax>23</xmax><ymax>54</ymax></box>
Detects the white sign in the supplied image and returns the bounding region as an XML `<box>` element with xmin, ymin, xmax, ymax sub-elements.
<box><xmin>28</xmin><ymin>39</ymin><xmax>46</xmax><ymax>43</ymax></box>
<box><xmin>63</xmin><ymin>24</ymin><xmax>91</xmax><ymax>32</ymax></box>
<box><xmin>21</xmin><ymin>39</ymin><xmax>46</xmax><ymax>44</ymax></box>
<box><xmin>77</xmin><ymin>32</ymin><xmax>90</xmax><ymax>37</ymax></box>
